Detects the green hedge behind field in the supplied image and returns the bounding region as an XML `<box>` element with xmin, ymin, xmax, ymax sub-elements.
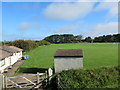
<box><xmin>9</xmin><ymin>40</ymin><xmax>51</xmax><ymax>52</ymax></box>
<box><xmin>57</xmin><ymin>66</ymin><xmax>119</xmax><ymax>88</ymax></box>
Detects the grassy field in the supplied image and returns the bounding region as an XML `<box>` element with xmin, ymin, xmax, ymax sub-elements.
<box><xmin>18</xmin><ymin>43</ymin><xmax>118</xmax><ymax>73</ymax></box>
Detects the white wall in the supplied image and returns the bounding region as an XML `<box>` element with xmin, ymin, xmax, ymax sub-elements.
<box><xmin>0</xmin><ymin>51</ymin><xmax>22</xmax><ymax>73</ymax></box>
<box><xmin>0</xmin><ymin>57</ymin><xmax>11</xmax><ymax>73</ymax></box>
<box><xmin>10</xmin><ymin>53</ymin><xmax>17</xmax><ymax>65</ymax></box>
<box><xmin>54</xmin><ymin>57</ymin><xmax>83</xmax><ymax>73</ymax></box>
<box><xmin>10</xmin><ymin>51</ymin><xmax>22</xmax><ymax>65</ymax></box>
<box><xmin>18</xmin><ymin>51</ymin><xmax>22</xmax><ymax>59</ymax></box>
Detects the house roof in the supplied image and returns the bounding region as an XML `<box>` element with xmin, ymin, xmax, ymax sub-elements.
<box><xmin>8</xmin><ymin>46</ymin><xmax>23</xmax><ymax>52</ymax></box>
<box><xmin>54</xmin><ymin>49</ymin><xmax>83</xmax><ymax>57</ymax></box>
<box><xmin>0</xmin><ymin>46</ymin><xmax>23</xmax><ymax>53</ymax></box>
<box><xmin>0</xmin><ymin>49</ymin><xmax>12</xmax><ymax>60</ymax></box>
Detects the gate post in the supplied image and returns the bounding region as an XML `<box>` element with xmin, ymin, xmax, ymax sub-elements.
<box><xmin>37</xmin><ymin>72</ymin><xmax>40</xmax><ymax>84</ymax></box>
<box><xmin>48</xmin><ymin>68</ymin><xmax>53</xmax><ymax>84</ymax></box>
<box><xmin>0</xmin><ymin>74</ymin><xmax>5</xmax><ymax>89</ymax></box>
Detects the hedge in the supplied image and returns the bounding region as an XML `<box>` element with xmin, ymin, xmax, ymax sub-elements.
<box><xmin>9</xmin><ymin>40</ymin><xmax>50</xmax><ymax>52</ymax></box>
<box><xmin>56</xmin><ymin>66</ymin><xmax>119</xmax><ymax>88</ymax></box>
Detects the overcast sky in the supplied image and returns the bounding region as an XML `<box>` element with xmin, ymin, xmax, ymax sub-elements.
<box><xmin>1</xmin><ymin>0</ymin><xmax>118</xmax><ymax>41</ymax></box>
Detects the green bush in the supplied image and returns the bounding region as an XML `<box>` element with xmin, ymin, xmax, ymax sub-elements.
<box><xmin>57</xmin><ymin>66</ymin><xmax>119</xmax><ymax>88</ymax></box>
<box><xmin>9</xmin><ymin>40</ymin><xmax>50</xmax><ymax>52</ymax></box>
<box><xmin>38</xmin><ymin>40</ymin><xmax>51</xmax><ymax>46</ymax></box>
<box><xmin>10</xmin><ymin>40</ymin><xmax>39</xmax><ymax>51</ymax></box>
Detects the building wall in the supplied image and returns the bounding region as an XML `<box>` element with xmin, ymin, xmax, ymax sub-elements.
<box><xmin>0</xmin><ymin>51</ymin><xmax>22</xmax><ymax>73</ymax></box>
<box><xmin>54</xmin><ymin>57</ymin><xmax>83</xmax><ymax>73</ymax></box>
<box><xmin>10</xmin><ymin>51</ymin><xmax>22</xmax><ymax>65</ymax></box>
<box><xmin>18</xmin><ymin>51</ymin><xmax>22</xmax><ymax>59</ymax></box>
<box><xmin>0</xmin><ymin>56</ymin><xmax>11</xmax><ymax>73</ymax></box>
<box><xmin>10</xmin><ymin>53</ymin><xmax>17</xmax><ymax>65</ymax></box>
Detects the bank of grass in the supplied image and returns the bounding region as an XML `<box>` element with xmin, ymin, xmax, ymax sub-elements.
<box><xmin>17</xmin><ymin>43</ymin><xmax>118</xmax><ymax>73</ymax></box>
<box><xmin>56</xmin><ymin>66</ymin><xmax>119</xmax><ymax>88</ymax></box>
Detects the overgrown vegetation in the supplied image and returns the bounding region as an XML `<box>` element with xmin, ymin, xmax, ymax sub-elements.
<box><xmin>38</xmin><ymin>40</ymin><xmax>51</xmax><ymax>46</ymax></box>
<box><xmin>55</xmin><ymin>66</ymin><xmax>119</xmax><ymax>88</ymax></box>
<box><xmin>8</xmin><ymin>40</ymin><xmax>50</xmax><ymax>51</ymax></box>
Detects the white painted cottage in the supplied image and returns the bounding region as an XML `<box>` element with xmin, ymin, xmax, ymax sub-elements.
<box><xmin>54</xmin><ymin>49</ymin><xmax>83</xmax><ymax>73</ymax></box>
<box><xmin>0</xmin><ymin>46</ymin><xmax>23</xmax><ymax>73</ymax></box>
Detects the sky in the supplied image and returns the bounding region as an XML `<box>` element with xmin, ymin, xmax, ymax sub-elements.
<box><xmin>1</xmin><ymin>0</ymin><xmax>118</xmax><ymax>41</ymax></box>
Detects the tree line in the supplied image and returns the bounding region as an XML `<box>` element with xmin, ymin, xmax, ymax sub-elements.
<box><xmin>44</xmin><ymin>34</ymin><xmax>120</xmax><ymax>43</ymax></box>
<box><xmin>44</xmin><ymin>34</ymin><xmax>83</xmax><ymax>43</ymax></box>
<box><xmin>1</xmin><ymin>33</ymin><xmax>119</xmax><ymax>51</ymax></box>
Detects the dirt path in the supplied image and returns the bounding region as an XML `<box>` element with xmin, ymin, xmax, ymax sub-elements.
<box><xmin>3</xmin><ymin>60</ymin><xmax>25</xmax><ymax>76</ymax></box>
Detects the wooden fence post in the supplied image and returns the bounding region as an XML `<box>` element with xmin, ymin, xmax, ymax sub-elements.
<box><xmin>48</xmin><ymin>68</ymin><xmax>53</xmax><ymax>84</ymax></box>
<box><xmin>57</xmin><ymin>75</ymin><xmax>59</xmax><ymax>88</ymax></box>
<box><xmin>5</xmin><ymin>76</ymin><xmax>7</xmax><ymax>88</ymax></box>
<box><xmin>2</xmin><ymin>75</ymin><xmax>4</xmax><ymax>89</ymax></box>
<box><xmin>45</xmin><ymin>70</ymin><xmax>48</xmax><ymax>85</ymax></box>
<box><xmin>37</xmin><ymin>72</ymin><xmax>40</xmax><ymax>84</ymax></box>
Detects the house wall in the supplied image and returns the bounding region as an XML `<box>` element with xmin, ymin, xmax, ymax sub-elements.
<box><xmin>54</xmin><ymin>57</ymin><xmax>83</xmax><ymax>73</ymax></box>
<box><xmin>10</xmin><ymin>51</ymin><xmax>22</xmax><ymax>65</ymax></box>
<box><xmin>0</xmin><ymin>56</ymin><xmax>11</xmax><ymax>73</ymax></box>
<box><xmin>18</xmin><ymin>51</ymin><xmax>22</xmax><ymax>59</ymax></box>
<box><xmin>0</xmin><ymin>51</ymin><xmax>22</xmax><ymax>73</ymax></box>
<box><xmin>10</xmin><ymin>53</ymin><xmax>17</xmax><ymax>65</ymax></box>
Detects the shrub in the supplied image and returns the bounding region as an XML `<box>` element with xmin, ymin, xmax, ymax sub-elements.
<box><xmin>9</xmin><ymin>40</ymin><xmax>39</xmax><ymax>51</ymax></box>
<box><xmin>38</xmin><ymin>40</ymin><xmax>51</xmax><ymax>46</ymax></box>
<box><xmin>9</xmin><ymin>40</ymin><xmax>50</xmax><ymax>52</ymax></box>
<box><xmin>56</xmin><ymin>66</ymin><xmax>119</xmax><ymax>88</ymax></box>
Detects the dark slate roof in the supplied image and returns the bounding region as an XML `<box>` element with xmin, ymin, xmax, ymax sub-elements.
<box><xmin>0</xmin><ymin>49</ymin><xmax>12</xmax><ymax>60</ymax></box>
<box><xmin>54</xmin><ymin>49</ymin><xmax>83</xmax><ymax>57</ymax></box>
<box><xmin>0</xmin><ymin>46</ymin><xmax>23</xmax><ymax>53</ymax></box>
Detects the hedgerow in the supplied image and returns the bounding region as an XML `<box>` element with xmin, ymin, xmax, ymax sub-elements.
<box><xmin>56</xmin><ymin>66</ymin><xmax>119</xmax><ymax>88</ymax></box>
<box><xmin>9</xmin><ymin>40</ymin><xmax>51</xmax><ymax>51</ymax></box>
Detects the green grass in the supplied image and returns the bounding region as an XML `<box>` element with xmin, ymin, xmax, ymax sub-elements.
<box><xmin>18</xmin><ymin>43</ymin><xmax>118</xmax><ymax>73</ymax></box>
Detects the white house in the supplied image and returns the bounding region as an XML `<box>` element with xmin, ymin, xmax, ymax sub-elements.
<box><xmin>0</xmin><ymin>50</ymin><xmax>12</xmax><ymax>73</ymax></box>
<box><xmin>54</xmin><ymin>49</ymin><xmax>83</xmax><ymax>73</ymax></box>
<box><xmin>0</xmin><ymin>46</ymin><xmax>23</xmax><ymax>73</ymax></box>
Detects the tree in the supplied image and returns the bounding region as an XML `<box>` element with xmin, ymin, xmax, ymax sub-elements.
<box><xmin>84</xmin><ymin>37</ymin><xmax>92</xmax><ymax>43</ymax></box>
<box><xmin>93</xmin><ymin>34</ymin><xmax>120</xmax><ymax>42</ymax></box>
<box><xmin>44</xmin><ymin>34</ymin><xmax>83</xmax><ymax>43</ymax></box>
<box><xmin>74</xmin><ymin>35</ymin><xmax>83</xmax><ymax>42</ymax></box>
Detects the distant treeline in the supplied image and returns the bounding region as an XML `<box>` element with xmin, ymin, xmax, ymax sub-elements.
<box><xmin>1</xmin><ymin>33</ymin><xmax>119</xmax><ymax>51</ymax></box>
<box><xmin>44</xmin><ymin>34</ymin><xmax>120</xmax><ymax>43</ymax></box>
<box><xmin>44</xmin><ymin>34</ymin><xmax>83</xmax><ymax>43</ymax></box>
<box><xmin>93</xmin><ymin>34</ymin><xmax>120</xmax><ymax>42</ymax></box>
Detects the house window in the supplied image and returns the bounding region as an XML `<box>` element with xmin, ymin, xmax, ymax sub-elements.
<box><xmin>0</xmin><ymin>59</ymin><xmax>5</xmax><ymax>67</ymax></box>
